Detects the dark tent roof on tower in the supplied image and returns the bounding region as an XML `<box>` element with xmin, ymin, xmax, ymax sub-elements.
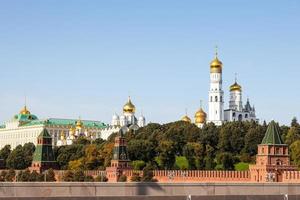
<box><xmin>261</xmin><ymin>120</ymin><xmax>284</xmax><ymax>145</ymax></box>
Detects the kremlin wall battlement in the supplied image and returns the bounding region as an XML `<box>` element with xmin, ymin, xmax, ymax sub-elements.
<box><xmin>48</xmin><ymin>169</ymin><xmax>300</xmax><ymax>183</ymax></box>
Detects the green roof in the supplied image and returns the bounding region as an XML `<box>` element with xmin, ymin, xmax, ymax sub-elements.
<box><xmin>261</xmin><ymin>120</ymin><xmax>284</xmax><ymax>145</ymax></box>
<box><xmin>21</xmin><ymin>118</ymin><xmax>107</xmax><ymax>128</ymax></box>
<box><xmin>38</xmin><ymin>129</ymin><xmax>52</xmax><ymax>138</ymax></box>
<box><xmin>33</xmin><ymin>129</ymin><xmax>55</xmax><ymax>162</ymax></box>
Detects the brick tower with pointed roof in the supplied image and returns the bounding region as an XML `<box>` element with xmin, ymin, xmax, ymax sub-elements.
<box><xmin>106</xmin><ymin>128</ymin><xmax>132</xmax><ymax>182</ymax></box>
<box><xmin>30</xmin><ymin>129</ymin><xmax>57</xmax><ymax>173</ymax></box>
<box><xmin>249</xmin><ymin>121</ymin><xmax>297</xmax><ymax>182</ymax></box>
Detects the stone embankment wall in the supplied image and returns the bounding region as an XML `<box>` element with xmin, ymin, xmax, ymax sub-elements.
<box><xmin>0</xmin><ymin>182</ymin><xmax>300</xmax><ymax>198</ymax></box>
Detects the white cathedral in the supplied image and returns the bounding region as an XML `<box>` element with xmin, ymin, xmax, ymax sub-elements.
<box><xmin>182</xmin><ymin>49</ymin><xmax>257</xmax><ymax>126</ymax></box>
<box><xmin>100</xmin><ymin>97</ymin><xmax>146</xmax><ymax>139</ymax></box>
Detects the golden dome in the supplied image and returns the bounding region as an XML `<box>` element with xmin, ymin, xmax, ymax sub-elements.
<box><xmin>69</xmin><ymin>127</ymin><xmax>76</xmax><ymax>136</ymax></box>
<box><xmin>181</xmin><ymin>115</ymin><xmax>191</xmax><ymax>123</ymax></box>
<box><xmin>20</xmin><ymin>106</ymin><xmax>31</xmax><ymax>115</ymax></box>
<box><xmin>123</xmin><ymin>96</ymin><xmax>136</xmax><ymax>113</ymax></box>
<box><xmin>210</xmin><ymin>47</ymin><xmax>222</xmax><ymax>73</ymax></box>
<box><xmin>60</xmin><ymin>132</ymin><xmax>66</xmax><ymax>141</ymax></box>
<box><xmin>230</xmin><ymin>82</ymin><xmax>242</xmax><ymax>92</ymax></box>
<box><xmin>76</xmin><ymin>119</ymin><xmax>83</xmax><ymax>129</ymax></box>
<box><xmin>194</xmin><ymin>108</ymin><xmax>207</xmax><ymax>124</ymax></box>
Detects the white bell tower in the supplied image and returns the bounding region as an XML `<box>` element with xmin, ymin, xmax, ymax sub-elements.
<box><xmin>208</xmin><ymin>47</ymin><xmax>224</xmax><ymax>125</ymax></box>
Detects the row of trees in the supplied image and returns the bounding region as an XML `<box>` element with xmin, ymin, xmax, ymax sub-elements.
<box><xmin>0</xmin><ymin>169</ymin><xmax>56</xmax><ymax>182</ymax></box>
<box><xmin>0</xmin><ymin>118</ymin><xmax>299</xmax><ymax>172</ymax></box>
<box><xmin>0</xmin><ymin>143</ymin><xmax>35</xmax><ymax>169</ymax></box>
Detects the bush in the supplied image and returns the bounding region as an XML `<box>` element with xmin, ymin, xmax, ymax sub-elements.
<box><xmin>17</xmin><ymin>169</ymin><xmax>31</xmax><ymax>182</ymax></box>
<box><xmin>73</xmin><ymin>170</ymin><xmax>85</xmax><ymax>182</ymax></box>
<box><xmin>130</xmin><ymin>172</ymin><xmax>141</xmax><ymax>182</ymax></box>
<box><xmin>84</xmin><ymin>175</ymin><xmax>94</xmax><ymax>182</ymax></box>
<box><xmin>45</xmin><ymin>168</ymin><xmax>56</xmax><ymax>182</ymax></box>
<box><xmin>62</xmin><ymin>170</ymin><xmax>74</xmax><ymax>182</ymax></box>
<box><xmin>141</xmin><ymin>164</ymin><xmax>157</xmax><ymax>182</ymax></box>
<box><xmin>5</xmin><ymin>169</ymin><xmax>15</xmax><ymax>182</ymax></box>
<box><xmin>118</xmin><ymin>174</ymin><xmax>127</xmax><ymax>182</ymax></box>
<box><xmin>95</xmin><ymin>174</ymin><xmax>108</xmax><ymax>182</ymax></box>
<box><xmin>0</xmin><ymin>171</ymin><xmax>7</xmax><ymax>182</ymax></box>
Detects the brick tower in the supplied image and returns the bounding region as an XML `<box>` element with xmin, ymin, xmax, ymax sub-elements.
<box><xmin>250</xmin><ymin>121</ymin><xmax>297</xmax><ymax>182</ymax></box>
<box><xmin>30</xmin><ymin>129</ymin><xmax>57</xmax><ymax>173</ymax></box>
<box><xmin>106</xmin><ymin>128</ymin><xmax>131</xmax><ymax>182</ymax></box>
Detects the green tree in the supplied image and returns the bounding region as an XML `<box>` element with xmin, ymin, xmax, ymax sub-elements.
<box><xmin>157</xmin><ymin>140</ymin><xmax>176</xmax><ymax>169</ymax></box>
<box><xmin>6</xmin><ymin>145</ymin><xmax>26</xmax><ymax>169</ymax></box>
<box><xmin>131</xmin><ymin>160</ymin><xmax>146</xmax><ymax>170</ymax></box>
<box><xmin>0</xmin><ymin>145</ymin><xmax>11</xmax><ymax>168</ymax></box>
<box><xmin>216</xmin><ymin>152</ymin><xmax>235</xmax><ymax>170</ymax></box>
<box><xmin>290</xmin><ymin>140</ymin><xmax>300</xmax><ymax>168</ymax></box>
<box><xmin>291</xmin><ymin>117</ymin><xmax>299</xmax><ymax>127</ymax></box>
<box><xmin>22</xmin><ymin>143</ymin><xmax>35</xmax><ymax>167</ymax></box>
<box><xmin>285</xmin><ymin>127</ymin><xmax>300</xmax><ymax>146</ymax></box>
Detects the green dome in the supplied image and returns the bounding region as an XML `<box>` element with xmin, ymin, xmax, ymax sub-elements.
<box><xmin>14</xmin><ymin>113</ymin><xmax>38</xmax><ymax>121</ymax></box>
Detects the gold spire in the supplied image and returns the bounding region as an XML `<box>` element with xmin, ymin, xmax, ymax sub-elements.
<box><xmin>210</xmin><ymin>46</ymin><xmax>223</xmax><ymax>73</ymax></box>
<box><xmin>123</xmin><ymin>96</ymin><xmax>136</xmax><ymax>113</ymax></box>
<box><xmin>194</xmin><ymin>100</ymin><xmax>207</xmax><ymax>124</ymax></box>
<box><xmin>181</xmin><ymin>108</ymin><xmax>191</xmax><ymax>123</ymax></box>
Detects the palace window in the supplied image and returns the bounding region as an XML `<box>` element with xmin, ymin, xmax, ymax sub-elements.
<box><xmin>215</xmin><ymin>96</ymin><xmax>218</xmax><ymax>102</ymax></box>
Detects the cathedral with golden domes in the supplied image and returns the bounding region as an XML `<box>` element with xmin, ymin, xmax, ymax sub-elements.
<box><xmin>100</xmin><ymin>97</ymin><xmax>146</xmax><ymax>139</ymax></box>
<box><xmin>182</xmin><ymin>48</ymin><xmax>257</xmax><ymax>127</ymax></box>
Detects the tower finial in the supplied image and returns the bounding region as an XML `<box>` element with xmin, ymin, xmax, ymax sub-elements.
<box><xmin>200</xmin><ymin>100</ymin><xmax>203</xmax><ymax>109</ymax></box>
<box><xmin>185</xmin><ymin>108</ymin><xmax>188</xmax><ymax>115</ymax></box>
<box><xmin>235</xmin><ymin>73</ymin><xmax>237</xmax><ymax>83</ymax></box>
<box><xmin>215</xmin><ymin>45</ymin><xmax>218</xmax><ymax>58</ymax></box>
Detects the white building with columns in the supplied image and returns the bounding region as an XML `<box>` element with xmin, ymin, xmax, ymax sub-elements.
<box><xmin>0</xmin><ymin>106</ymin><xmax>107</xmax><ymax>149</ymax></box>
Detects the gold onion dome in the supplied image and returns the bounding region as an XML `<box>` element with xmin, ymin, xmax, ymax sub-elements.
<box><xmin>123</xmin><ymin>96</ymin><xmax>136</xmax><ymax>113</ymax></box>
<box><xmin>60</xmin><ymin>132</ymin><xmax>66</xmax><ymax>141</ymax></box>
<box><xmin>76</xmin><ymin>119</ymin><xmax>83</xmax><ymax>128</ymax></box>
<box><xmin>230</xmin><ymin>81</ymin><xmax>242</xmax><ymax>92</ymax></box>
<box><xmin>20</xmin><ymin>105</ymin><xmax>31</xmax><ymax>115</ymax></box>
<box><xmin>195</xmin><ymin>108</ymin><xmax>207</xmax><ymax>124</ymax></box>
<box><xmin>210</xmin><ymin>47</ymin><xmax>222</xmax><ymax>73</ymax></box>
<box><xmin>181</xmin><ymin>115</ymin><xmax>191</xmax><ymax>123</ymax></box>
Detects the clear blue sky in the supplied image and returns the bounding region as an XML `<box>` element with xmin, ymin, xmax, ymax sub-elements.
<box><xmin>0</xmin><ymin>0</ymin><xmax>299</xmax><ymax>125</ymax></box>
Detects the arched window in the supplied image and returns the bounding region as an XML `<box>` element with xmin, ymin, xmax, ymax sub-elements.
<box><xmin>262</xmin><ymin>148</ymin><xmax>264</xmax><ymax>154</ymax></box>
<box><xmin>210</xmin><ymin>96</ymin><xmax>213</xmax><ymax>102</ymax></box>
<box><xmin>245</xmin><ymin>114</ymin><xmax>248</xmax><ymax>118</ymax></box>
<box><xmin>220</xmin><ymin>96</ymin><xmax>223</xmax><ymax>102</ymax></box>
<box><xmin>232</xmin><ymin>112</ymin><xmax>236</xmax><ymax>117</ymax></box>
<box><xmin>215</xmin><ymin>96</ymin><xmax>218</xmax><ymax>102</ymax></box>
